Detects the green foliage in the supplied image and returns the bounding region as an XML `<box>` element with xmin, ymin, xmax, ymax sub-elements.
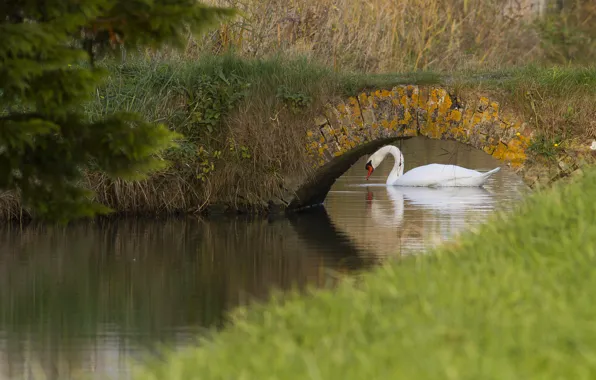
<box><xmin>134</xmin><ymin>167</ymin><xmax>596</xmax><ymax>379</ymax></box>
<box><xmin>534</xmin><ymin>1</ymin><xmax>596</xmax><ymax>65</ymax></box>
<box><xmin>0</xmin><ymin>1</ymin><xmax>236</xmax><ymax>222</ymax></box>
<box><xmin>276</xmin><ymin>86</ymin><xmax>312</xmax><ymax>112</ymax></box>
<box><xmin>184</xmin><ymin>69</ymin><xmax>249</xmax><ymax>136</ymax></box>
<box><xmin>81</xmin><ymin>54</ymin><xmax>346</xmax><ymax>186</ymax></box>
<box><xmin>528</xmin><ymin>133</ymin><xmax>562</xmax><ymax>159</ymax></box>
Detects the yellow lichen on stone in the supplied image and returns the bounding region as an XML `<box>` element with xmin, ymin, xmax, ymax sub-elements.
<box><xmin>483</xmin><ymin>145</ymin><xmax>496</xmax><ymax>155</ymax></box>
<box><xmin>506</xmin><ymin>137</ymin><xmax>528</xmax><ymax>157</ymax></box>
<box><xmin>490</xmin><ymin>101</ymin><xmax>499</xmax><ymax>119</ymax></box>
<box><xmin>409</xmin><ymin>86</ymin><xmax>419</xmax><ymax>107</ymax></box>
<box><xmin>400</xmin><ymin>111</ymin><xmax>413</xmax><ymax>125</ymax></box>
<box><xmin>392</xmin><ymin>87</ymin><xmax>405</xmax><ymax>103</ymax></box>
<box><xmin>427</xmin><ymin>122</ymin><xmax>449</xmax><ymax>139</ymax></box>
<box><xmin>471</xmin><ymin>111</ymin><xmax>483</xmax><ymax>125</ymax></box>
<box><xmin>306</xmin><ymin>88</ymin><xmax>538</xmax><ymax>185</ymax></box>
<box><xmin>403</xmin><ymin>127</ymin><xmax>418</xmax><ymax>136</ymax></box>
<box><xmin>390</xmin><ymin>118</ymin><xmax>398</xmax><ymax>130</ymax></box>
<box><xmin>499</xmin><ymin>120</ymin><xmax>513</xmax><ymax>130</ymax></box>
<box><xmin>438</xmin><ymin>92</ymin><xmax>453</xmax><ymax>115</ymax></box>
<box><xmin>358</xmin><ymin>93</ymin><xmax>368</xmax><ymax>107</ymax></box>
<box><xmin>461</xmin><ymin>107</ymin><xmax>475</xmax><ymax>130</ymax></box>
<box><xmin>516</xmin><ymin>134</ymin><xmax>530</xmax><ymax>148</ymax></box>
<box><xmin>419</xmin><ymin>88</ymin><xmax>443</xmax><ymax>138</ymax></box>
<box><xmin>450</xmin><ymin>126</ymin><xmax>467</xmax><ymax>140</ymax></box>
<box><xmin>491</xmin><ymin>142</ymin><xmax>508</xmax><ymax>161</ymax></box>
<box><xmin>429</xmin><ymin>88</ymin><xmax>440</xmax><ymax>104</ymax></box>
<box><xmin>447</xmin><ymin>109</ymin><xmax>462</xmax><ymax>122</ymax></box>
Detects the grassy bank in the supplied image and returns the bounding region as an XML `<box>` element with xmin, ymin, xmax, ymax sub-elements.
<box><xmin>1</xmin><ymin>53</ymin><xmax>595</xmax><ymax>221</ymax></box>
<box><xmin>83</xmin><ymin>55</ymin><xmax>438</xmax><ymax>215</ymax></box>
<box><xmin>451</xmin><ymin>65</ymin><xmax>596</xmax><ymax>151</ymax></box>
<box><xmin>0</xmin><ymin>54</ymin><xmax>440</xmax><ymax>221</ymax></box>
<box><xmin>72</xmin><ymin>61</ymin><xmax>596</xmax><ymax>214</ymax></box>
<box><xmin>133</xmin><ymin>163</ymin><xmax>596</xmax><ymax>379</ymax></box>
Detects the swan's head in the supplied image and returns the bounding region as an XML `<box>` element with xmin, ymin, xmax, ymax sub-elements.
<box><xmin>365</xmin><ymin>152</ymin><xmax>383</xmax><ymax>180</ymax></box>
<box><xmin>365</xmin><ymin>145</ymin><xmax>404</xmax><ymax>180</ymax></box>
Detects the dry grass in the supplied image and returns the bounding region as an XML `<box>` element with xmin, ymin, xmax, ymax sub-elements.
<box><xmin>0</xmin><ymin>192</ymin><xmax>25</xmax><ymax>221</ymax></box>
<box><xmin>151</xmin><ymin>0</ymin><xmax>595</xmax><ymax>73</ymax></box>
<box><xmin>449</xmin><ymin>65</ymin><xmax>596</xmax><ymax>145</ymax></box>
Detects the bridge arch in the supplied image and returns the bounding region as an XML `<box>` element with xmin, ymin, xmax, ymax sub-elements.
<box><xmin>288</xmin><ymin>85</ymin><xmax>541</xmax><ymax>211</ymax></box>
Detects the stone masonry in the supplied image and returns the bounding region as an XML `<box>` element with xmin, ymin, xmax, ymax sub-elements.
<box><xmin>287</xmin><ymin>85</ymin><xmax>593</xmax><ymax>211</ymax></box>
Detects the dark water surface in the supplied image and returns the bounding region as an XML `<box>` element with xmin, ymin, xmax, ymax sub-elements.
<box><xmin>0</xmin><ymin>138</ymin><xmax>527</xmax><ymax>379</ymax></box>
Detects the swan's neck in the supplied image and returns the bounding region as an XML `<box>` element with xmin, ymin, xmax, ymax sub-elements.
<box><xmin>374</xmin><ymin>145</ymin><xmax>404</xmax><ymax>185</ymax></box>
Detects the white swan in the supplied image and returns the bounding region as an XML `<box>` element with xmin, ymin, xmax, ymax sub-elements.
<box><xmin>365</xmin><ymin>145</ymin><xmax>500</xmax><ymax>187</ymax></box>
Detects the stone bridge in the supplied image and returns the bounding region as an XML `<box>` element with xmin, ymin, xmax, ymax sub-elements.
<box><xmin>284</xmin><ymin>85</ymin><xmax>586</xmax><ymax>211</ymax></box>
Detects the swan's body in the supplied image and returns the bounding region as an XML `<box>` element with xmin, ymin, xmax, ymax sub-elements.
<box><xmin>365</xmin><ymin>145</ymin><xmax>500</xmax><ymax>187</ymax></box>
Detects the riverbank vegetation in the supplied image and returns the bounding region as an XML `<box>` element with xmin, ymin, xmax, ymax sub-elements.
<box><xmin>0</xmin><ymin>1</ymin><xmax>236</xmax><ymax>223</ymax></box>
<box><xmin>2</xmin><ymin>0</ymin><xmax>595</xmax><ymax>222</ymax></box>
<box><xmin>4</xmin><ymin>57</ymin><xmax>594</xmax><ymax>221</ymax></box>
<box><xmin>133</xmin><ymin>161</ymin><xmax>596</xmax><ymax>380</ymax></box>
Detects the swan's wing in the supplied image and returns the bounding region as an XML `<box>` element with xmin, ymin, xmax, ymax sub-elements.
<box><xmin>395</xmin><ymin>164</ymin><xmax>483</xmax><ymax>186</ymax></box>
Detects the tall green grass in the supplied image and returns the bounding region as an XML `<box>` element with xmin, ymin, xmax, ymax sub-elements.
<box><xmin>3</xmin><ymin>53</ymin><xmax>595</xmax><ymax>220</ymax></box>
<box><xmin>79</xmin><ymin>54</ymin><xmax>445</xmax><ymax>217</ymax></box>
<box><xmin>134</xmin><ymin>166</ymin><xmax>596</xmax><ymax>379</ymax></box>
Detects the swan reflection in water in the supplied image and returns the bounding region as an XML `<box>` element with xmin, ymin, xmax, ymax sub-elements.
<box><xmin>361</xmin><ymin>185</ymin><xmax>495</xmax><ymax>254</ymax></box>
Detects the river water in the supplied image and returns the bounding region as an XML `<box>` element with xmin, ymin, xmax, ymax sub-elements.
<box><xmin>0</xmin><ymin>138</ymin><xmax>527</xmax><ymax>379</ymax></box>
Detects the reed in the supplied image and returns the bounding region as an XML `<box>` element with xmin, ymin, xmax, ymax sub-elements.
<box><xmin>163</xmin><ymin>0</ymin><xmax>596</xmax><ymax>72</ymax></box>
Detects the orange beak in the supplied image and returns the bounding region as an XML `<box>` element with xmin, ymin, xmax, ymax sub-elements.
<box><xmin>366</xmin><ymin>164</ymin><xmax>374</xmax><ymax>180</ymax></box>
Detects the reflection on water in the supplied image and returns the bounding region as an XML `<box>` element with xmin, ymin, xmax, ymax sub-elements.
<box><xmin>0</xmin><ymin>216</ymin><xmax>372</xmax><ymax>380</ymax></box>
<box><xmin>325</xmin><ymin>138</ymin><xmax>527</xmax><ymax>255</ymax></box>
<box><xmin>0</xmin><ymin>138</ymin><xmax>527</xmax><ymax>379</ymax></box>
